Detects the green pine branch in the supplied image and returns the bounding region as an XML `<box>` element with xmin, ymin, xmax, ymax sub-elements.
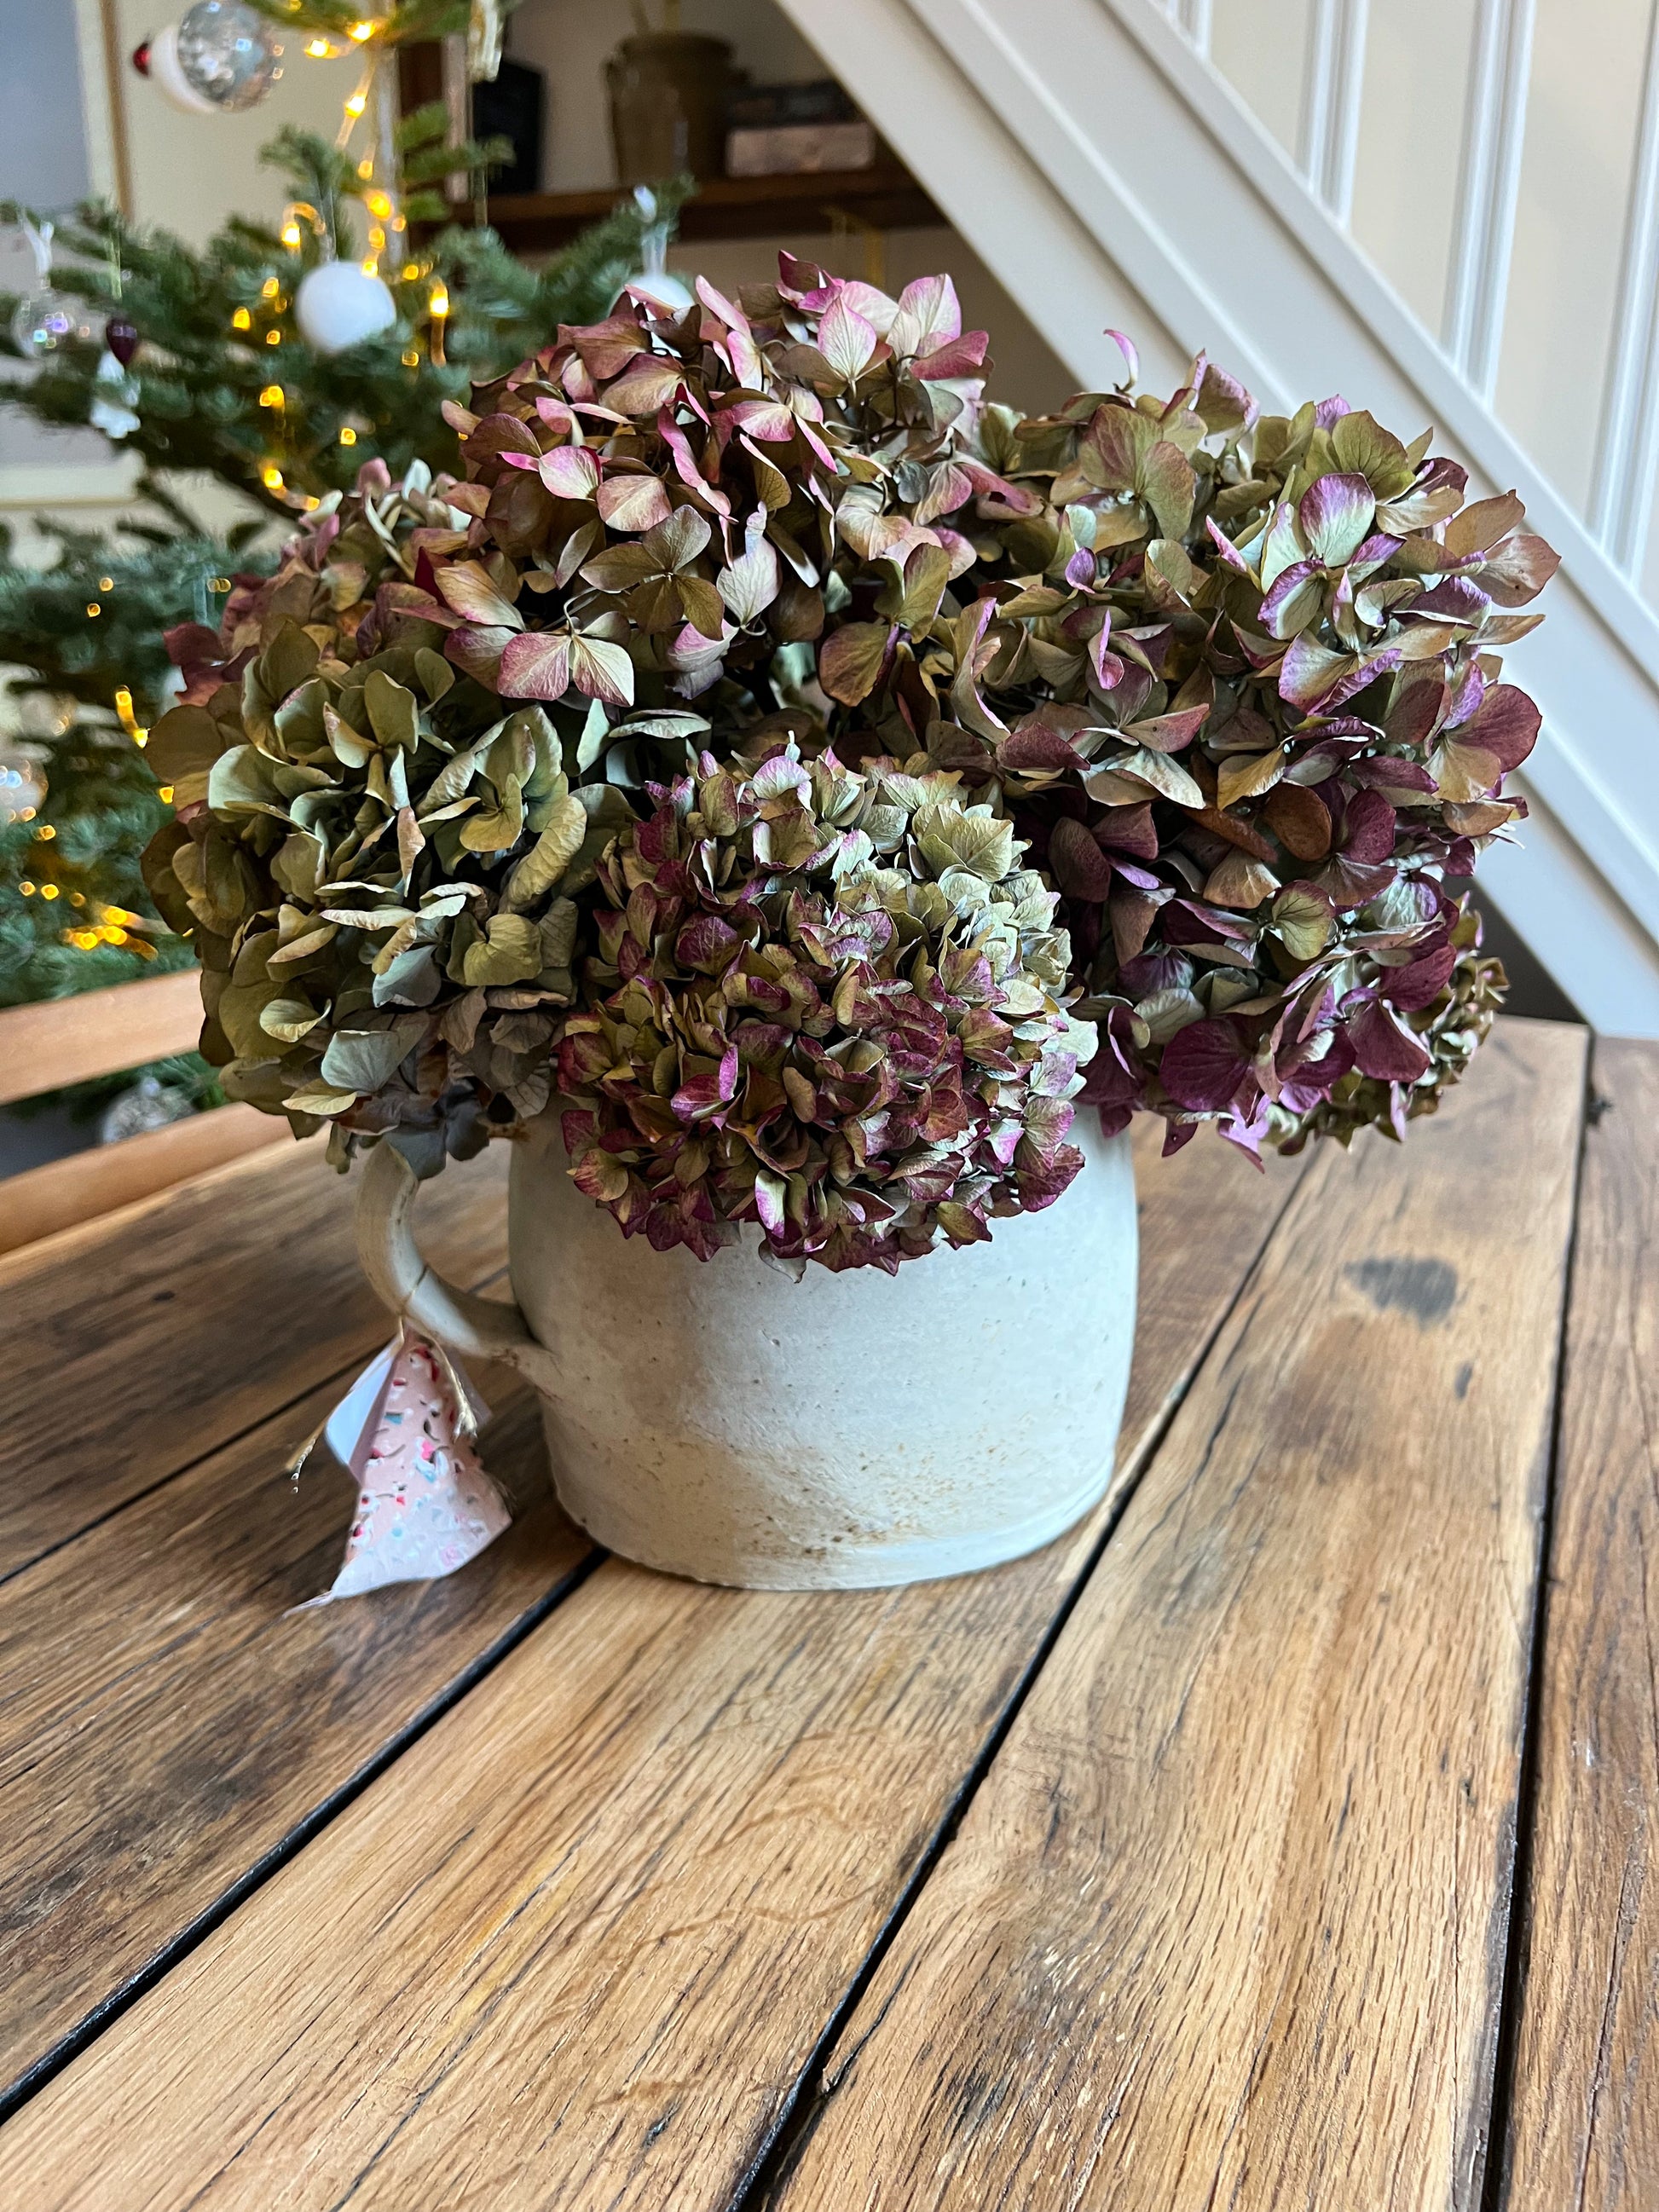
<box><xmin>0</xmin><ymin>143</ymin><xmax>690</xmax><ymax>515</ymax></box>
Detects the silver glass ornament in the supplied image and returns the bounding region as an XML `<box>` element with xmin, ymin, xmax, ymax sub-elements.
<box><xmin>10</xmin><ymin>290</ymin><xmax>102</xmax><ymax>359</ymax></box>
<box><xmin>175</xmin><ymin>0</ymin><xmax>281</xmax><ymax>113</ymax></box>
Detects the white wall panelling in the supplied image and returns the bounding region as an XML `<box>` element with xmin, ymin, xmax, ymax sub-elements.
<box><xmin>1302</xmin><ymin>0</ymin><xmax>1369</xmax><ymax>222</ymax></box>
<box><xmin>778</xmin><ymin>0</ymin><xmax>1659</xmax><ymax>1028</ymax></box>
<box><xmin>1444</xmin><ymin>0</ymin><xmax>1535</xmax><ymax>394</ymax></box>
<box><xmin>1590</xmin><ymin>0</ymin><xmax>1659</xmax><ymax>568</ymax></box>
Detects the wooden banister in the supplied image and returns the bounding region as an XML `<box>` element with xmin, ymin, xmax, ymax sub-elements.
<box><xmin>0</xmin><ymin>971</ymin><xmax>205</xmax><ymax>1107</ymax></box>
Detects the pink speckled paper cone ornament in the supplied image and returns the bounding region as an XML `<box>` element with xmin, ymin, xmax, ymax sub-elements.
<box><xmin>303</xmin><ymin>1328</ymin><xmax>510</xmax><ymax>1601</ymax></box>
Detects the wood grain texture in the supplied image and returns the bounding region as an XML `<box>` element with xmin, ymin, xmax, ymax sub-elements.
<box><xmin>0</xmin><ymin>1135</ymin><xmax>512</xmax><ymax>1579</ymax></box>
<box><xmin>0</xmin><ymin>1368</ymin><xmax>587</xmax><ymax>2110</ymax></box>
<box><xmin>1502</xmin><ymin>1036</ymin><xmax>1659</xmax><ymax>2209</ymax></box>
<box><xmin>0</xmin><ymin>970</ymin><xmax>203</xmax><ymax>1106</ymax></box>
<box><xmin>767</xmin><ymin>1018</ymin><xmax>1587</xmax><ymax>2212</ymax></box>
<box><xmin>0</xmin><ymin>1123</ymin><xmax>1304</xmax><ymax>2210</ymax></box>
<box><xmin>0</xmin><ymin>1103</ymin><xmax>286</xmax><ymax>1260</ymax></box>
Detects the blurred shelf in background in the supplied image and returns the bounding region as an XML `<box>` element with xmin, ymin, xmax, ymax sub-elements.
<box><xmin>483</xmin><ymin>164</ymin><xmax>943</xmax><ymax>253</ymax></box>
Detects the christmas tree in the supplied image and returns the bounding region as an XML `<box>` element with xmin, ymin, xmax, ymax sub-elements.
<box><xmin>0</xmin><ymin>43</ymin><xmax>685</xmax><ymax>1066</ymax></box>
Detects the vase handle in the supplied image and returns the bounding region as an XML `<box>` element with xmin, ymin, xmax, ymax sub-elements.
<box><xmin>355</xmin><ymin>1141</ymin><xmax>536</xmax><ymax>1371</ymax></box>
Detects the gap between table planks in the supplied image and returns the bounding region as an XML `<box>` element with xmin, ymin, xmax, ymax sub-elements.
<box><xmin>1500</xmin><ymin>1037</ymin><xmax>1659</xmax><ymax>2209</ymax></box>
<box><xmin>761</xmin><ymin>1017</ymin><xmax>1586</xmax><ymax>2212</ymax></box>
<box><xmin>0</xmin><ymin>1132</ymin><xmax>510</xmax><ymax>1580</ymax></box>
<box><xmin>0</xmin><ymin>1117</ymin><xmax>1303</xmax><ymax>2210</ymax></box>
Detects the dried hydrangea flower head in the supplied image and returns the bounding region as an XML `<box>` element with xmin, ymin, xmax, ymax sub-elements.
<box><xmin>140</xmin><ymin>459</ymin><xmax>635</xmax><ymax>1175</ymax></box>
<box><xmin>871</xmin><ymin>344</ymin><xmax>1558</xmax><ymax>1156</ymax></box>
<box><xmin>558</xmin><ymin>747</ymin><xmax>1095</xmax><ymax>1272</ymax></box>
<box><xmin>423</xmin><ymin>256</ymin><xmax>1027</xmax><ymax>734</ymax></box>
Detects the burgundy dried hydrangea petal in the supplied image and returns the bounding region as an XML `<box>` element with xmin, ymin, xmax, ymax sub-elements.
<box><xmin>1159</xmin><ymin>1017</ymin><xmax>1251</xmax><ymax>1112</ymax></box>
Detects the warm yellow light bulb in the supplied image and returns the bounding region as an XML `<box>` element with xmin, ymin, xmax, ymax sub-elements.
<box><xmin>345</xmin><ymin>90</ymin><xmax>367</xmax><ymax>117</ymax></box>
<box><xmin>349</xmin><ymin>19</ymin><xmax>375</xmax><ymax>39</ymax></box>
<box><xmin>18</xmin><ymin>881</ymin><xmax>33</xmax><ymax>895</ymax></box>
<box><xmin>305</xmin><ymin>37</ymin><xmax>332</xmax><ymax>57</ymax></box>
<box><xmin>232</xmin><ymin>306</ymin><xmax>252</xmax><ymax>330</ymax></box>
<box><xmin>259</xmin><ymin>384</ymin><xmax>285</xmax><ymax>408</ymax></box>
<box><xmin>366</xmin><ymin>191</ymin><xmax>391</xmax><ymax>220</ymax></box>
<box><xmin>263</xmin><ymin>465</ymin><xmax>286</xmax><ymax>492</ymax></box>
<box><xmin>357</xmin><ymin>158</ymin><xmax>373</xmax><ymax>180</ymax></box>
<box><xmin>281</xmin><ymin>222</ymin><xmax>302</xmax><ymax>249</ymax></box>
<box><xmin>158</xmin><ymin>785</ymin><xmax>175</xmax><ymax>803</ymax></box>
<box><xmin>211</xmin><ymin>576</ymin><xmax>231</xmax><ymax>592</ymax></box>
<box><xmin>39</xmin><ymin>883</ymin><xmax>59</xmax><ymax>900</ymax></box>
<box><xmin>266</xmin><ymin>329</ymin><xmax>281</xmax><ymax>346</ymax></box>
<box><xmin>262</xmin><ymin>277</ymin><xmax>280</xmax><ymax>300</ymax></box>
<box><xmin>34</xmin><ymin>823</ymin><xmax>55</xmax><ymax>840</ymax></box>
<box><xmin>428</xmin><ymin>286</ymin><xmax>450</xmax><ymax>320</ymax></box>
<box><xmin>401</xmin><ymin>347</ymin><xmax>420</xmax><ymax>368</ymax></box>
<box><xmin>303</xmin><ymin>495</ymin><xmax>321</xmax><ymax>511</ymax></box>
<box><xmin>338</xmin><ymin>425</ymin><xmax>357</xmax><ymax>445</ymax></box>
<box><xmin>86</xmin><ymin>602</ymin><xmax>101</xmax><ymax>618</ymax></box>
<box><xmin>98</xmin><ymin>575</ymin><xmax>114</xmax><ymax>592</ymax></box>
<box><xmin>361</xmin><ymin>256</ymin><xmax>379</xmax><ymax>279</ymax></box>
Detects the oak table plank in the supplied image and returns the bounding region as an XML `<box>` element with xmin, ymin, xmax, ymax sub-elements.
<box><xmin>768</xmin><ymin>1018</ymin><xmax>1585</xmax><ymax>2212</ymax></box>
<box><xmin>1501</xmin><ymin>1037</ymin><xmax>1659</xmax><ymax>2209</ymax></box>
<box><xmin>0</xmin><ymin>1120</ymin><xmax>1304</xmax><ymax>2210</ymax></box>
<box><xmin>0</xmin><ymin>1133</ymin><xmax>511</xmax><ymax>1579</ymax></box>
<box><xmin>0</xmin><ymin>1370</ymin><xmax>589</xmax><ymax>2113</ymax></box>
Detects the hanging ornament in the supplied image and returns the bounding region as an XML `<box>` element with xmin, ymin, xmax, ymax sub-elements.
<box><xmin>98</xmin><ymin>1075</ymin><xmax>195</xmax><ymax>1145</ymax></box>
<box><xmin>290</xmin><ymin>1328</ymin><xmax>511</xmax><ymax>1604</ymax></box>
<box><xmin>90</xmin><ymin>350</ymin><xmax>142</xmax><ymax>439</ymax></box>
<box><xmin>622</xmin><ymin>188</ymin><xmax>694</xmax><ymax>314</ymax></box>
<box><xmin>138</xmin><ymin>1</ymin><xmax>282</xmax><ymax>117</ymax></box>
<box><xmin>468</xmin><ymin>0</ymin><xmax>506</xmax><ymax>84</ymax></box>
<box><xmin>9</xmin><ymin>219</ymin><xmax>104</xmax><ymax>360</ymax></box>
<box><xmin>294</xmin><ymin>258</ymin><xmax>397</xmax><ymax>357</ymax></box>
<box><xmin>0</xmin><ymin>737</ymin><xmax>48</xmax><ymax>827</ymax></box>
<box><xmin>105</xmin><ymin>314</ymin><xmax>140</xmax><ymax>367</ymax></box>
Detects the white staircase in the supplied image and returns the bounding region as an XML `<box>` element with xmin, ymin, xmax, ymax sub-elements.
<box><xmin>779</xmin><ymin>0</ymin><xmax>1659</xmax><ymax>1033</ymax></box>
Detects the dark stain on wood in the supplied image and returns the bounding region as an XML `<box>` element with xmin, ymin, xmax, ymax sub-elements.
<box><xmin>1345</xmin><ymin>1253</ymin><xmax>1460</xmax><ymax>1327</ymax></box>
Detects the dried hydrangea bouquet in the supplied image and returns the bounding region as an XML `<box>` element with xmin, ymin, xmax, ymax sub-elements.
<box><xmin>143</xmin><ymin>257</ymin><xmax>1557</xmax><ymax>1586</ymax></box>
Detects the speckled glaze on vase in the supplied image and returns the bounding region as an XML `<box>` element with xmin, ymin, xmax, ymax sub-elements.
<box><xmin>356</xmin><ymin>1112</ymin><xmax>1137</xmax><ymax>1591</ymax></box>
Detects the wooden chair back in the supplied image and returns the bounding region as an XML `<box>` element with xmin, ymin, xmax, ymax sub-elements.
<box><xmin>0</xmin><ymin>971</ymin><xmax>288</xmax><ymax>1260</ymax></box>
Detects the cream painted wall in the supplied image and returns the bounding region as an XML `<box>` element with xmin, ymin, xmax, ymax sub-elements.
<box><xmin>1207</xmin><ymin>0</ymin><xmax>1313</xmax><ymax>158</ymax></box>
<box><xmin>1349</xmin><ymin>0</ymin><xmax>1477</xmax><ymax>338</ymax></box>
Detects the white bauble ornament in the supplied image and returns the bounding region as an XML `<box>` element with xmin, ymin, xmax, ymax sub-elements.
<box><xmin>294</xmin><ymin>260</ymin><xmax>398</xmax><ymax>357</ymax></box>
<box><xmin>625</xmin><ymin>269</ymin><xmax>695</xmax><ymax>314</ymax></box>
<box><xmin>10</xmin><ymin>290</ymin><xmax>102</xmax><ymax>358</ymax></box>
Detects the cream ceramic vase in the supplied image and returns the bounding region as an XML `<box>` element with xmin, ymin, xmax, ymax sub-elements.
<box><xmin>356</xmin><ymin>1112</ymin><xmax>1138</xmax><ymax>1591</ymax></box>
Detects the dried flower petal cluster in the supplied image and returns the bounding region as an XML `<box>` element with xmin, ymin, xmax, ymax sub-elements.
<box><xmin>140</xmin><ymin>461</ymin><xmax>633</xmax><ymax>1175</ymax></box>
<box><xmin>142</xmin><ymin>256</ymin><xmax>1558</xmax><ymax>1268</ymax></box>
<box><xmin>559</xmin><ymin>750</ymin><xmax>1094</xmax><ymax>1271</ymax></box>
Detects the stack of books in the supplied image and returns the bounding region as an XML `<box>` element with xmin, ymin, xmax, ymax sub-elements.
<box><xmin>725</xmin><ymin>79</ymin><xmax>877</xmax><ymax>177</ymax></box>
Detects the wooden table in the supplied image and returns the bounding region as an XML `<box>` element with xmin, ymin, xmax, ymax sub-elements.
<box><xmin>0</xmin><ymin>1014</ymin><xmax>1653</xmax><ymax>2209</ymax></box>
